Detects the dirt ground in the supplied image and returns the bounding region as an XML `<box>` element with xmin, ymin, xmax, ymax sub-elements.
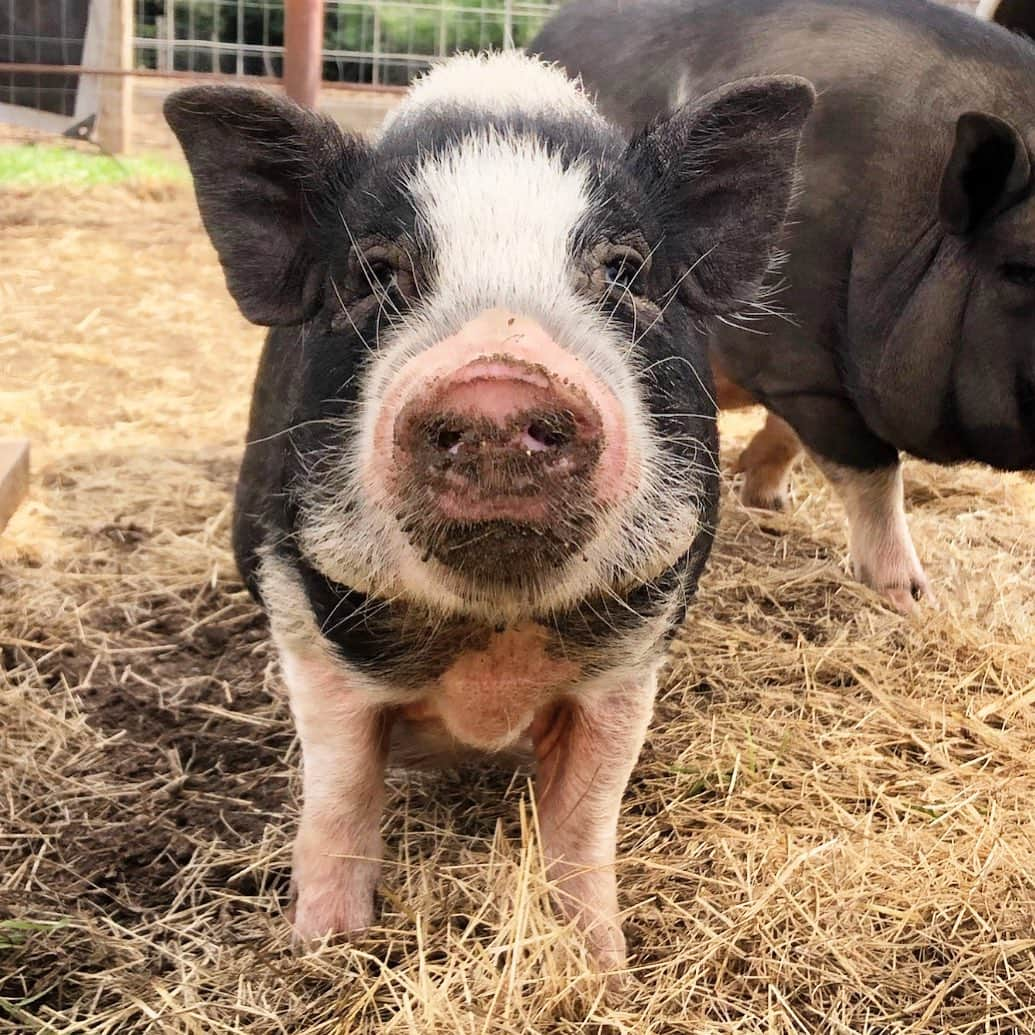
<box><xmin>2</xmin><ymin>174</ymin><xmax>1035</xmax><ymax>1034</ymax></box>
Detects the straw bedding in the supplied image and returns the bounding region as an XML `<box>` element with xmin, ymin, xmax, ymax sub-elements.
<box><xmin>2</xmin><ymin>181</ymin><xmax>1034</xmax><ymax>1033</ymax></box>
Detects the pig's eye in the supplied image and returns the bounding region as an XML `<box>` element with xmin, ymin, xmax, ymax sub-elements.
<box><xmin>363</xmin><ymin>258</ymin><xmax>396</xmax><ymax>293</ymax></box>
<box><xmin>346</xmin><ymin>242</ymin><xmax>413</xmax><ymax>302</ymax></box>
<box><xmin>604</xmin><ymin>261</ymin><xmax>637</xmax><ymax>292</ymax></box>
<box><xmin>1001</xmin><ymin>261</ymin><xmax>1035</xmax><ymax>288</ymax></box>
<box><xmin>599</xmin><ymin>246</ymin><xmax>647</xmax><ymax>297</ymax></box>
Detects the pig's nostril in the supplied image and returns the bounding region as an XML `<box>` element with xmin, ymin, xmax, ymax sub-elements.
<box><xmin>524</xmin><ymin>417</ymin><xmax>571</xmax><ymax>452</ymax></box>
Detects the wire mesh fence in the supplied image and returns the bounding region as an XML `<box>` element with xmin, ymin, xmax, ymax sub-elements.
<box><xmin>0</xmin><ymin>0</ymin><xmax>988</xmax><ymax>140</ymax></box>
<box><xmin>133</xmin><ymin>0</ymin><xmax>559</xmax><ymax>86</ymax></box>
<box><xmin>2</xmin><ymin>0</ymin><xmax>90</xmax><ymax>115</ymax></box>
<box><xmin>2</xmin><ymin>0</ymin><xmax>559</xmax><ymax>129</ymax></box>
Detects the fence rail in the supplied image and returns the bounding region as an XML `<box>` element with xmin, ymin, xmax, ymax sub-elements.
<box><xmin>0</xmin><ymin>59</ymin><xmax>406</xmax><ymax>91</ymax></box>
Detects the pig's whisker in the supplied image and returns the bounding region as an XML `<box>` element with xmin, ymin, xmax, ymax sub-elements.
<box><xmin>337</xmin><ymin>208</ymin><xmax>405</xmax><ymax>323</ymax></box>
<box><xmin>401</xmin><ymin>245</ymin><xmax>425</xmax><ymax>304</ymax></box>
<box><xmin>330</xmin><ymin>280</ymin><xmax>376</xmax><ymax>354</ymax></box>
<box><xmin>579</xmin><ymin>593</ymin><xmax>622</xmax><ymax>635</ymax></box>
<box><xmin>547</xmin><ymin>610</ymin><xmax>573</xmax><ymax>661</ymax></box>
<box><xmin>319</xmin><ymin>588</ymin><xmax>364</xmax><ymax>639</ymax></box>
<box><xmin>716</xmin><ymin>314</ymin><xmax>769</xmax><ymax>336</ymax></box>
<box><xmin>595</xmin><ymin>580</ymin><xmax>647</xmax><ymax>623</ymax></box>
<box><xmin>631</xmin><ymin>244</ymin><xmax>719</xmax><ymax>359</ymax></box>
<box><xmin>617</xmin><ymin>236</ymin><xmax>664</xmax><ymax>339</ymax></box>
<box><xmin>245</xmin><ymin>417</ymin><xmax>348</xmax><ymax>447</ymax></box>
<box><xmin>642</xmin><ymin>351</ymin><xmax>721</xmax><ymax>418</ymax></box>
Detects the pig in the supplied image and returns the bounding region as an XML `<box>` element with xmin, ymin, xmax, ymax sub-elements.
<box><xmin>533</xmin><ymin>0</ymin><xmax>1035</xmax><ymax>613</ymax></box>
<box><xmin>163</xmin><ymin>51</ymin><xmax>813</xmax><ymax>970</ymax></box>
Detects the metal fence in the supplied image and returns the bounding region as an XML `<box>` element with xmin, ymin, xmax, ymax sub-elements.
<box><xmin>0</xmin><ymin>0</ymin><xmax>990</xmax><ymax>143</ymax></box>
<box><xmin>2</xmin><ymin>0</ymin><xmax>90</xmax><ymax>116</ymax></box>
<box><xmin>133</xmin><ymin>0</ymin><xmax>559</xmax><ymax>87</ymax></box>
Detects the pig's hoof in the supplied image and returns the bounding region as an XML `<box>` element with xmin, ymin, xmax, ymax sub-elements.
<box><xmin>736</xmin><ymin>469</ymin><xmax>790</xmax><ymax>512</ymax></box>
<box><xmin>290</xmin><ymin>888</ymin><xmax>376</xmax><ymax>946</ymax></box>
<box><xmin>583</xmin><ymin>918</ymin><xmax>628</xmax><ymax>984</ymax></box>
<box><xmin>879</xmin><ymin>577</ymin><xmax>936</xmax><ymax>615</ymax></box>
<box><xmin>857</xmin><ymin>565</ymin><xmax>935</xmax><ymax>615</ymax></box>
<box><xmin>739</xmin><ymin>482</ymin><xmax>787</xmax><ymax>512</ymax></box>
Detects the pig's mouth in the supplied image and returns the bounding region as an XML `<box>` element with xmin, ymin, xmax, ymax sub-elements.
<box><xmin>408</xmin><ymin>514</ymin><xmax>596</xmax><ymax>586</ymax></box>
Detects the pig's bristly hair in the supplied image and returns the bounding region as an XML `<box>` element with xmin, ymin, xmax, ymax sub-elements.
<box><xmin>378</xmin><ymin>49</ymin><xmax>606</xmax><ymax>138</ymax></box>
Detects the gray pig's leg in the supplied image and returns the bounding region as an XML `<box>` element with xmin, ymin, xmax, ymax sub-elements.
<box><xmin>532</xmin><ymin>674</ymin><xmax>657</xmax><ymax>976</ymax></box>
<box><xmin>735</xmin><ymin>411</ymin><xmax>802</xmax><ymax>511</ymax></box>
<box><xmin>807</xmin><ymin>456</ymin><xmax>933</xmax><ymax>613</ymax></box>
<box><xmin>280</xmin><ymin>644</ymin><xmax>388</xmax><ymax>942</ymax></box>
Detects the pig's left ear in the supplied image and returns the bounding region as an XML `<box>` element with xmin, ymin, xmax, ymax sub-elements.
<box><xmin>165</xmin><ymin>86</ymin><xmax>369</xmax><ymax>326</ymax></box>
<box><xmin>628</xmin><ymin>75</ymin><xmax>815</xmax><ymax>315</ymax></box>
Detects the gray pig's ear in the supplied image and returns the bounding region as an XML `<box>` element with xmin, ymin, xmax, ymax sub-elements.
<box><xmin>164</xmin><ymin>86</ymin><xmax>368</xmax><ymax>326</ymax></box>
<box><xmin>627</xmin><ymin>75</ymin><xmax>814</xmax><ymax>315</ymax></box>
<box><xmin>939</xmin><ymin>111</ymin><xmax>1030</xmax><ymax>235</ymax></box>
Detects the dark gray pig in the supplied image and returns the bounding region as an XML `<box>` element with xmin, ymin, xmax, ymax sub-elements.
<box><xmin>164</xmin><ymin>52</ymin><xmax>813</xmax><ymax>970</ymax></box>
<box><xmin>534</xmin><ymin>0</ymin><xmax>1035</xmax><ymax>612</ymax></box>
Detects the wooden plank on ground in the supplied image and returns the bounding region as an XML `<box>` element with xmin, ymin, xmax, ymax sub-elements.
<box><xmin>0</xmin><ymin>101</ymin><xmax>75</xmax><ymax>136</ymax></box>
<box><xmin>0</xmin><ymin>440</ymin><xmax>30</xmax><ymax>532</ymax></box>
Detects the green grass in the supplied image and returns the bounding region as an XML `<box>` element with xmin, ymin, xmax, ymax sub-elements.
<box><xmin>0</xmin><ymin>144</ymin><xmax>187</xmax><ymax>186</ymax></box>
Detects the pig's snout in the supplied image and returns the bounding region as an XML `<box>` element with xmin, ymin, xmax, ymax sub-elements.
<box><xmin>393</xmin><ymin>356</ymin><xmax>604</xmax><ymax>521</ymax></box>
<box><xmin>369</xmin><ymin>311</ymin><xmax>636</xmax><ymax>588</ymax></box>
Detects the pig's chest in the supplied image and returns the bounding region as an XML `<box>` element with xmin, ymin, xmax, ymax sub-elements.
<box><xmin>396</xmin><ymin>624</ymin><xmax>580</xmax><ymax>752</ymax></box>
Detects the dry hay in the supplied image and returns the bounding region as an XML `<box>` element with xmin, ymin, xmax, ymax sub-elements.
<box><xmin>2</xmin><ymin>180</ymin><xmax>1034</xmax><ymax>1035</ymax></box>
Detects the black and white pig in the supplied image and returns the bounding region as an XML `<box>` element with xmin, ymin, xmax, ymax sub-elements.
<box><xmin>164</xmin><ymin>52</ymin><xmax>813</xmax><ymax>969</ymax></box>
<box><xmin>533</xmin><ymin>0</ymin><xmax>1035</xmax><ymax>613</ymax></box>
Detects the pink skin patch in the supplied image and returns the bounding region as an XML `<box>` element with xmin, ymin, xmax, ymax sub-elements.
<box><xmin>398</xmin><ymin>623</ymin><xmax>581</xmax><ymax>751</ymax></box>
<box><xmin>283</xmin><ymin>634</ymin><xmax>656</xmax><ymax>983</ymax></box>
<box><xmin>433</xmin><ymin>489</ymin><xmax>551</xmax><ymax>523</ymax></box>
<box><xmin>366</xmin><ymin>310</ymin><xmax>636</xmax><ymax>519</ymax></box>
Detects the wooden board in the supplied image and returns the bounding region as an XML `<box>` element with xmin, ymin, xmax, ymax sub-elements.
<box><xmin>0</xmin><ymin>101</ymin><xmax>76</xmax><ymax>136</ymax></box>
<box><xmin>0</xmin><ymin>440</ymin><xmax>30</xmax><ymax>532</ymax></box>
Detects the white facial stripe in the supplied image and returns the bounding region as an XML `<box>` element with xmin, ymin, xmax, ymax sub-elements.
<box><xmin>409</xmin><ymin>129</ymin><xmax>591</xmax><ymax>320</ymax></box>
<box><xmin>380</xmin><ymin>50</ymin><xmax>605</xmax><ymax>134</ymax></box>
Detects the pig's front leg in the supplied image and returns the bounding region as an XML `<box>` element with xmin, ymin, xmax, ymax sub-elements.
<box><xmin>279</xmin><ymin>645</ymin><xmax>388</xmax><ymax>942</ymax></box>
<box><xmin>532</xmin><ymin>675</ymin><xmax>657</xmax><ymax>972</ymax></box>
<box><xmin>809</xmin><ymin>455</ymin><xmax>933</xmax><ymax>613</ymax></box>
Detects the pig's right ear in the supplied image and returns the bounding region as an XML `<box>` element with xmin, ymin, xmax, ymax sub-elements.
<box><xmin>164</xmin><ymin>86</ymin><xmax>369</xmax><ymax>326</ymax></box>
<box><xmin>627</xmin><ymin>75</ymin><xmax>815</xmax><ymax>315</ymax></box>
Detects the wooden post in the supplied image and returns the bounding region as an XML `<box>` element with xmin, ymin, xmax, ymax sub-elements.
<box><xmin>75</xmin><ymin>0</ymin><xmax>103</xmax><ymax>122</ymax></box>
<box><xmin>0</xmin><ymin>441</ymin><xmax>29</xmax><ymax>533</ymax></box>
<box><xmin>95</xmin><ymin>0</ymin><xmax>133</xmax><ymax>153</ymax></box>
<box><xmin>284</xmin><ymin>0</ymin><xmax>325</xmax><ymax>108</ymax></box>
